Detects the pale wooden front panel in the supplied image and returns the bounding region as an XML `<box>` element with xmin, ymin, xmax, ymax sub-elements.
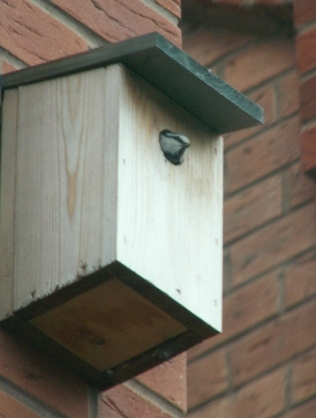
<box><xmin>116</xmin><ymin>66</ymin><xmax>223</xmax><ymax>331</ymax></box>
<box><xmin>12</xmin><ymin>67</ymin><xmax>119</xmax><ymax>310</ymax></box>
<box><xmin>0</xmin><ymin>90</ymin><xmax>19</xmax><ymax>318</ymax></box>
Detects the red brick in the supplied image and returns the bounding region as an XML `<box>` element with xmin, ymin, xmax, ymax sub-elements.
<box><xmin>223</xmin><ymin>249</ymin><xmax>232</xmax><ymax>292</ymax></box>
<box><xmin>0</xmin><ymin>0</ymin><xmax>88</xmax><ymax>66</ymax></box>
<box><xmin>294</xmin><ymin>0</ymin><xmax>316</xmax><ymax>27</ymax></box>
<box><xmin>183</xmin><ymin>27</ymin><xmax>254</xmax><ymax>67</ymax></box>
<box><xmin>285</xmin><ymin>250</ymin><xmax>316</xmax><ymax>307</ymax></box>
<box><xmin>287</xmin><ymin>162</ymin><xmax>316</xmax><ymax>208</ymax></box>
<box><xmin>278</xmin><ymin>70</ymin><xmax>300</xmax><ymax>118</ymax></box>
<box><xmin>98</xmin><ymin>401</ymin><xmax>123</xmax><ymax>418</ymax></box>
<box><xmin>1</xmin><ymin>60</ymin><xmax>17</xmax><ymax>74</ymax></box>
<box><xmin>187</xmin><ymin>332</ymin><xmax>219</xmax><ymax>363</ymax></box>
<box><xmin>292</xmin><ymin>347</ymin><xmax>316</xmax><ymax>403</ymax></box>
<box><xmin>300</xmin><ymin>76</ymin><xmax>316</xmax><ymax>124</ymax></box>
<box><xmin>50</xmin><ymin>0</ymin><xmax>181</xmax><ymax>47</ymax></box>
<box><xmin>188</xmin><ymin>349</ymin><xmax>228</xmax><ymax>409</ymax></box>
<box><xmin>230</xmin><ymin>203</ymin><xmax>316</xmax><ymax>286</ymax></box>
<box><xmin>0</xmin><ymin>328</ymin><xmax>89</xmax><ymax>418</ymax></box>
<box><xmin>282</xmin><ymin>398</ymin><xmax>316</xmax><ymax>418</ymax></box>
<box><xmin>301</xmin><ymin>125</ymin><xmax>316</xmax><ymax>172</ymax></box>
<box><xmin>155</xmin><ymin>0</ymin><xmax>181</xmax><ymax>18</ymax></box>
<box><xmin>230</xmin><ymin>300</ymin><xmax>316</xmax><ymax>386</ymax></box>
<box><xmin>297</xmin><ymin>26</ymin><xmax>316</xmax><ymax>75</ymax></box>
<box><xmin>189</xmin><ymin>368</ymin><xmax>286</xmax><ymax>418</ymax></box>
<box><xmin>188</xmin><ymin>269</ymin><xmax>279</xmax><ymax>360</ymax></box>
<box><xmin>224</xmin><ymin>174</ymin><xmax>282</xmax><ymax>243</ymax></box>
<box><xmin>100</xmin><ymin>384</ymin><xmax>173</xmax><ymax>418</ymax></box>
<box><xmin>0</xmin><ymin>390</ymin><xmax>41</xmax><ymax>418</ymax></box>
<box><xmin>224</xmin><ymin>83</ymin><xmax>277</xmax><ymax>150</ymax></box>
<box><xmin>226</xmin><ymin>116</ymin><xmax>301</xmax><ymax>193</ymax></box>
<box><xmin>224</xmin><ymin>39</ymin><xmax>295</xmax><ymax>92</ymax></box>
<box><xmin>232</xmin><ymin>368</ymin><xmax>286</xmax><ymax>418</ymax></box>
<box><xmin>224</xmin><ymin>272</ymin><xmax>278</xmax><ymax>337</ymax></box>
<box><xmin>188</xmin><ymin>396</ymin><xmax>231</xmax><ymax>418</ymax></box>
<box><xmin>136</xmin><ymin>353</ymin><xmax>186</xmax><ymax>412</ymax></box>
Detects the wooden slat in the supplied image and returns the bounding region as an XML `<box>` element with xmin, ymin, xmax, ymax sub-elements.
<box><xmin>116</xmin><ymin>66</ymin><xmax>223</xmax><ymax>331</ymax></box>
<box><xmin>12</xmin><ymin>66</ymin><xmax>120</xmax><ymax>310</ymax></box>
<box><xmin>0</xmin><ymin>89</ymin><xmax>18</xmax><ymax>318</ymax></box>
<box><xmin>0</xmin><ymin>33</ymin><xmax>263</xmax><ymax>134</ymax></box>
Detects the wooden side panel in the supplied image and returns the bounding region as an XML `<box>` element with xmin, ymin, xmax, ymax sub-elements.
<box><xmin>116</xmin><ymin>67</ymin><xmax>223</xmax><ymax>331</ymax></box>
<box><xmin>12</xmin><ymin>67</ymin><xmax>120</xmax><ymax>310</ymax></box>
<box><xmin>0</xmin><ymin>89</ymin><xmax>19</xmax><ymax>318</ymax></box>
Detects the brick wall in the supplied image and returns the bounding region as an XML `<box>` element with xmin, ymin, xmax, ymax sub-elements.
<box><xmin>2</xmin><ymin>1</ymin><xmax>316</xmax><ymax>417</ymax></box>
<box><xmin>0</xmin><ymin>1</ymin><xmax>186</xmax><ymax>417</ymax></box>
<box><xmin>294</xmin><ymin>0</ymin><xmax>316</xmax><ymax>177</ymax></box>
<box><xmin>183</xmin><ymin>1</ymin><xmax>316</xmax><ymax>417</ymax></box>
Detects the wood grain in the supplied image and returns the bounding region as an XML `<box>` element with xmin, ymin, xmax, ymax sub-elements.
<box><xmin>1</xmin><ymin>63</ymin><xmax>222</xmax><ymax>333</ymax></box>
<box><xmin>116</xmin><ymin>66</ymin><xmax>223</xmax><ymax>331</ymax></box>
<box><xmin>0</xmin><ymin>64</ymin><xmax>223</xmax><ymax>387</ymax></box>
<box><xmin>31</xmin><ymin>278</ymin><xmax>186</xmax><ymax>371</ymax></box>
<box><xmin>12</xmin><ymin>66</ymin><xmax>120</xmax><ymax>310</ymax></box>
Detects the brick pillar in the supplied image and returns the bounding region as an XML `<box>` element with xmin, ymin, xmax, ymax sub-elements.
<box><xmin>183</xmin><ymin>1</ymin><xmax>316</xmax><ymax>416</ymax></box>
<box><xmin>0</xmin><ymin>2</ymin><xmax>186</xmax><ymax>417</ymax></box>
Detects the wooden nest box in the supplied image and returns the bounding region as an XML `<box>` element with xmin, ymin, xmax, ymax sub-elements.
<box><xmin>0</xmin><ymin>33</ymin><xmax>263</xmax><ymax>389</ymax></box>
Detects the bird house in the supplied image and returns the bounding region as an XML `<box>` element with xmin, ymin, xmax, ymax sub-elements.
<box><xmin>0</xmin><ymin>33</ymin><xmax>263</xmax><ymax>389</ymax></box>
